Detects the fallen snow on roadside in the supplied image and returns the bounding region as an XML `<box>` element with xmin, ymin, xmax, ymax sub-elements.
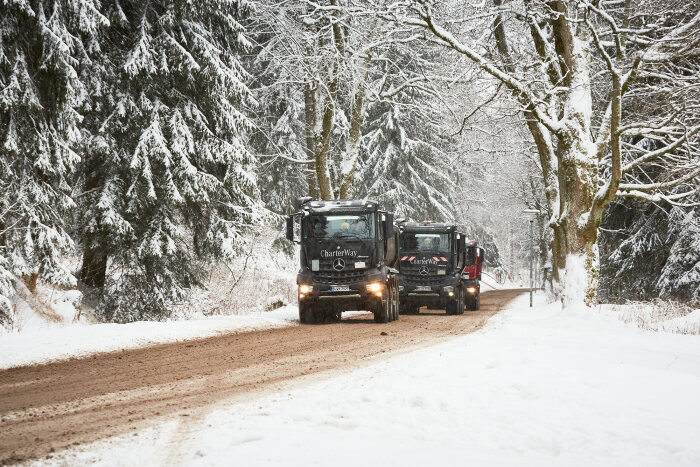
<box><xmin>0</xmin><ymin>305</ymin><xmax>302</xmax><ymax>370</ymax></box>
<box><xmin>51</xmin><ymin>293</ymin><xmax>700</xmax><ymax>467</ymax></box>
<box><xmin>602</xmin><ymin>302</ymin><xmax>700</xmax><ymax>335</ymax></box>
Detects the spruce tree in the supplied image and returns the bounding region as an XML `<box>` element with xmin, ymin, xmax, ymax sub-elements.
<box><xmin>355</xmin><ymin>97</ymin><xmax>455</xmax><ymax>221</ymax></box>
<box><xmin>0</xmin><ymin>0</ymin><xmax>108</xmax><ymax>319</ymax></box>
<box><xmin>78</xmin><ymin>0</ymin><xmax>260</xmax><ymax>321</ymax></box>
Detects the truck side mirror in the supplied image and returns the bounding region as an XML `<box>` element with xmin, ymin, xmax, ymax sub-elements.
<box><xmin>458</xmin><ymin>235</ymin><xmax>466</xmax><ymax>253</ymax></box>
<box><xmin>295</xmin><ymin>197</ymin><xmax>312</xmax><ymax>210</ymax></box>
<box><xmin>384</xmin><ymin>212</ymin><xmax>394</xmax><ymax>238</ymax></box>
<box><xmin>479</xmin><ymin>247</ymin><xmax>485</xmax><ymax>263</ymax></box>
<box><xmin>285</xmin><ymin>216</ymin><xmax>295</xmax><ymax>242</ymax></box>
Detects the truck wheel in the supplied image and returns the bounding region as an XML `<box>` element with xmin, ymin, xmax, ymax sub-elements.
<box><xmin>466</xmin><ymin>291</ymin><xmax>480</xmax><ymax>311</ymax></box>
<box><xmin>373</xmin><ymin>288</ymin><xmax>390</xmax><ymax>323</ymax></box>
<box><xmin>446</xmin><ymin>296</ymin><xmax>456</xmax><ymax>315</ymax></box>
<box><xmin>457</xmin><ymin>288</ymin><xmax>465</xmax><ymax>315</ymax></box>
<box><xmin>299</xmin><ymin>302</ymin><xmax>318</xmax><ymax>324</ymax></box>
<box><xmin>446</xmin><ymin>288</ymin><xmax>461</xmax><ymax>315</ymax></box>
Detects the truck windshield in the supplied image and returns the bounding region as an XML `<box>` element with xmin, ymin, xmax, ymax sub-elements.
<box><xmin>304</xmin><ymin>213</ymin><xmax>375</xmax><ymax>239</ymax></box>
<box><xmin>401</xmin><ymin>233</ymin><xmax>451</xmax><ymax>253</ymax></box>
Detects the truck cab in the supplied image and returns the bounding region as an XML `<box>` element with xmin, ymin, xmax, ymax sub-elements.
<box><xmin>397</xmin><ymin>222</ymin><xmax>467</xmax><ymax>315</ymax></box>
<box><xmin>286</xmin><ymin>198</ymin><xmax>400</xmax><ymax>324</ymax></box>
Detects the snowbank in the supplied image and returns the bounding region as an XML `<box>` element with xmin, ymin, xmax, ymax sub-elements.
<box><xmin>602</xmin><ymin>301</ymin><xmax>700</xmax><ymax>335</ymax></box>
<box><xmin>52</xmin><ymin>292</ymin><xmax>700</xmax><ymax>467</ymax></box>
<box><xmin>0</xmin><ymin>305</ymin><xmax>301</xmax><ymax>370</ymax></box>
<box><xmin>480</xmin><ymin>270</ymin><xmax>520</xmax><ymax>291</ymax></box>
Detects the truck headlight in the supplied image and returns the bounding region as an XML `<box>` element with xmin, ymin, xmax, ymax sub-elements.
<box><xmin>467</xmin><ymin>286</ymin><xmax>477</xmax><ymax>294</ymax></box>
<box><xmin>366</xmin><ymin>282</ymin><xmax>383</xmax><ymax>293</ymax></box>
<box><xmin>299</xmin><ymin>284</ymin><xmax>313</xmax><ymax>294</ymax></box>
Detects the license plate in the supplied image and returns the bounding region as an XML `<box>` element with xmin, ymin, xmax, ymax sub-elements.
<box><xmin>416</xmin><ymin>286</ymin><xmax>432</xmax><ymax>292</ymax></box>
<box><xmin>330</xmin><ymin>285</ymin><xmax>350</xmax><ymax>292</ymax></box>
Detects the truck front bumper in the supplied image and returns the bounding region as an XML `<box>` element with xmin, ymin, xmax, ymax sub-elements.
<box><xmin>297</xmin><ymin>271</ymin><xmax>387</xmax><ymax>312</ymax></box>
<box><xmin>398</xmin><ymin>279</ymin><xmax>458</xmax><ymax>308</ymax></box>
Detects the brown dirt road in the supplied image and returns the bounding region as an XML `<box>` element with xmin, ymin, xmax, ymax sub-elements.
<box><xmin>0</xmin><ymin>289</ymin><xmax>523</xmax><ymax>464</ymax></box>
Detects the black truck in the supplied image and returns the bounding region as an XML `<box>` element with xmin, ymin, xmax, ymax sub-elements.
<box><xmin>286</xmin><ymin>198</ymin><xmax>400</xmax><ymax>324</ymax></box>
<box><xmin>397</xmin><ymin>221</ymin><xmax>484</xmax><ymax>314</ymax></box>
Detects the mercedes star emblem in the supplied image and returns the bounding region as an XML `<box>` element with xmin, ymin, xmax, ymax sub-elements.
<box><xmin>333</xmin><ymin>258</ymin><xmax>346</xmax><ymax>271</ymax></box>
<box><xmin>419</xmin><ymin>266</ymin><xmax>429</xmax><ymax>275</ymax></box>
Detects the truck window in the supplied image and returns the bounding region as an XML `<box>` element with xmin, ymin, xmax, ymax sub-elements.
<box><xmin>303</xmin><ymin>214</ymin><xmax>375</xmax><ymax>239</ymax></box>
<box><xmin>400</xmin><ymin>233</ymin><xmax>451</xmax><ymax>253</ymax></box>
<box><xmin>465</xmin><ymin>247</ymin><xmax>476</xmax><ymax>265</ymax></box>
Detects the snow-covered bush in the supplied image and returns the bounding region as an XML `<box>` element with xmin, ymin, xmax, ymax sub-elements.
<box><xmin>171</xmin><ymin>228</ymin><xmax>297</xmax><ymax>318</ymax></box>
<box><xmin>608</xmin><ymin>299</ymin><xmax>700</xmax><ymax>335</ymax></box>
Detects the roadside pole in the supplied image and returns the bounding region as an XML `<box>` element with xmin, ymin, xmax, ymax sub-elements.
<box><xmin>523</xmin><ymin>209</ymin><xmax>540</xmax><ymax>308</ymax></box>
<box><xmin>529</xmin><ymin>218</ymin><xmax>534</xmax><ymax>308</ymax></box>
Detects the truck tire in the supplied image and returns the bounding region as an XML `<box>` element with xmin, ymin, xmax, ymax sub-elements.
<box><xmin>373</xmin><ymin>287</ymin><xmax>391</xmax><ymax>323</ymax></box>
<box><xmin>299</xmin><ymin>302</ymin><xmax>319</xmax><ymax>324</ymax></box>
<box><xmin>447</xmin><ymin>288</ymin><xmax>465</xmax><ymax>315</ymax></box>
<box><xmin>458</xmin><ymin>287</ymin><xmax>465</xmax><ymax>315</ymax></box>
<box><xmin>391</xmin><ymin>282</ymin><xmax>400</xmax><ymax>321</ymax></box>
<box><xmin>466</xmin><ymin>291</ymin><xmax>480</xmax><ymax>311</ymax></box>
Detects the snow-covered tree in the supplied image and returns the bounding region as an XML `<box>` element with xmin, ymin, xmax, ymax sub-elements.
<box><xmin>255</xmin><ymin>0</ymin><xmax>444</xmax><ymax>202</ymax></box>
<box><xmin>399</xmin><ymin>0</ymin><xmax>700</xmax><ymax>306</ymax></box>
<box><xmin>350</xmin><ymin>30</ymin><xmax>456</xmax><ymax>220</ymax></box>
<box><xmin>355</xmin><ymin>98</ymin><xmax>455</xmax><ymax>220</ymax></box>
<box><xmin>0</xmin><ymin>0</ymin><xmax>108</xmax><ymax>317</ymax></box>
<box><xmin>77</xmin><ymin>0</ymin><xmax>261</xmax><ymax>321</ymax></box>
<box><xmin>245</xmin><ymin>14</ymin><xmax>311</xmax><ymax>214</ymax></box>
<box><xmin>600</xmin><ymin>198</ymin><xmax>700</xmax><ymax>305</ymax></box>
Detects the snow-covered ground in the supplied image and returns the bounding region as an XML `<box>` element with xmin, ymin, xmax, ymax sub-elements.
<box><xmin>602</xmin><ymin>301</ymin><xmax>700</xmax><ymax>335</ymax></box>
<box><xmin>480</xmin><ymin>269</ymin><xmax>519</xmax><ymax>291</ymax></box>
<box><xmin>47</xmin><ymin>292</ymin><xmax>700</xmax><ymax>467</ymax></box>
<box><xmin>0</xmin><ymin>305</ymin><xmax>301</xmax><ymax>370</ymax></box>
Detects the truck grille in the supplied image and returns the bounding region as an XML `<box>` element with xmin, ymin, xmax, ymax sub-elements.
<box><xmin>402</xmin><ymin>273</ymin><xmax>445</xmax><ymax>285</ymax></box>
<box><xmin>311</xmin><ymin>270</ymin><xmax>368</xmax><ymax>284</ymax></box>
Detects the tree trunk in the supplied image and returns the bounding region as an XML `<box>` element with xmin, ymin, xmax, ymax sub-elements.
<box><xmin>315</xmin><ymin>92</ymin><xmax>335</xmax><ymax>200</ymax></box>
<box><xmin>80</xmin><ymin>246</ymin><xmax>107</xmax><ymax>288</ymax></box>
<box><xmin>79</xmin><ymin>157</ymin><xmax>108</xmax><ymax>289</ymax></box>
<box><xmin>554</xmin><ymin>126</ymin><xmax>599</xmax><ymax>307</ymax></box>
<box><xmin>304</xmin><ymin>82</ymin><xmax>319</xmax><ymax>199</ymax></box>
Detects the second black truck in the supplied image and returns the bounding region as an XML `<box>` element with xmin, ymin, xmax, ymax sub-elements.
<box><xmin>397</xmin><ymin>221</ymin><xmax>484</xmax><ymax>314</ymax></box>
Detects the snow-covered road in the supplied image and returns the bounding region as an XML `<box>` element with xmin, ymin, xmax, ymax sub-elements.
<box><xmin>50</xmin><ymin>293</ymin><xmax>700</xmax><ymax>467</ymax></box>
